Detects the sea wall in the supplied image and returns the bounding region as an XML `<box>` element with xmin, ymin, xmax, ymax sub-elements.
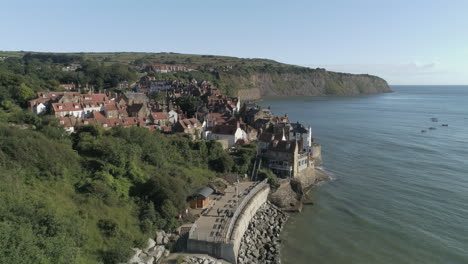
<box><xmin>312</xmin><ymin>143</ymin><xmax>323</xmax><ymax>166</ymax></box>
<box><xmin>229</xmin><ymin>184</ymin><xmax>270</xmax><ymax>261</ymax></box>
<box><xmin>187</xmin><ymin>182</ymin><xmax>270</xmax><ymax>264</ymax></box>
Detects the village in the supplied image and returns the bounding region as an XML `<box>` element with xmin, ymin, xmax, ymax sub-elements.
<box><xmin>27</xmin><ymin>65</ymin><xmax>323</xmax><ymax>264</ymax></box>
<box><xmin>28</xmin><ymin>64</ymin><xmax>321</xmax><ymax>180</ymax></box>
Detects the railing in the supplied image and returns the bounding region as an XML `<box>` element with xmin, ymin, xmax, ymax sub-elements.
<box><xmin>189</xmin><ymin>179</ymin><xmax>268</xmax><ymax>244</ymax></box>
<box><xmin>188</xmin><ymin>222</ymin><xmax>198</xmax><ymax>239</ymax></box>
<box><xmin>224</xmin><ymin>179</ymin><xmax>268</xmax><ymax>242</ymax></box>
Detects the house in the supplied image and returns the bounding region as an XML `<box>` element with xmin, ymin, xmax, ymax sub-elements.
<box><xmin>127</xmin><ymin>103</ymin><xmax>149</xmax><ymax>118</ymax></box>
<box><xmin>80</xmin><ymin>94</ymin><xmax>109</xmax><ymax>104</ymax></box>
<box><xmin>188</xmin><ymin>187</ymin><xmax>214</xmax><ymax>209</ymax></box>
<box><xmin>207</xmin><ymin>122</ymin><xmax>248</xmax><ymax>147</ymax></box>
<box><xmin>32</xmin><ymin>102</ymin><xmax>46</xmax><ymax>114</ymax></box>
<box><xmin>289</xmin><ymin>122</ymin><xmax>313</xmax><ymax>152</ymax></box>
<box><xmin>243</xmin><ymin>107</ymin><xmax>273</xmax><ymax>124</ymax></box>
<box><xmin>120</xmin><ymin>92</ymin><xmax>148</xmax><ymax>105</ymax></box>
<box><xmin>150</xmin><ymin>112</ymin><xmax>168</xmax><ymax>126</ymax></box>
<box><xmin>104</xmin><ymin>103</ymin><xmax>119</xmax><ymax>118</ymax></box>
<box><xmin>52</xmin><ymin>102</ymin><xmax>84</xmax><ymax>118</ymax></box>
<box><xmin>82</xmin><ymin>103</ymin><xmax>102</xmax><ymax>117</ymax></box>
<box><xmin>174</xmin><ymin>118</ymin><xmax>202</xmax><ymax>137</ymax></box>
<box><xmin>57</xmin><ymin>117</ymin><xmax>75</xmax><ymax>133</ymax></box>
<box><xmin>145</xmin><ymin>64</ymin><xmax>194</xmax><ymax>73</ymax></box>
<box><xmin>168</xmin><ymin>109</ymin><xmax>178</xmax><ymax>124</ymax></box>
<box><xmin>59</xmin><ymin>84</ymin><xmax>76</xmax><ymax>91</ymax></box>
<box><xmin>262</xmin><ymin>139</ymin><xmax>312</xmax><ymax>178</ymax></box>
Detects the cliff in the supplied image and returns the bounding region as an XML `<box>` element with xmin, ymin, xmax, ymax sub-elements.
<box><xmin>223</xmin><ymin>69</ymin><xmax>391</xmax><ymax>100</ymax></box>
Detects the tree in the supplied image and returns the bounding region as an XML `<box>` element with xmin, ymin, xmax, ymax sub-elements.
<box><xmin>175</xmin><ymin>96</ymin><xmax>200</xmax><ymax>117</ymax></box>
<box><xmin>14</xmin><ymin>83</ymin><xmax>35</xmax><ymax>104</ymax></box>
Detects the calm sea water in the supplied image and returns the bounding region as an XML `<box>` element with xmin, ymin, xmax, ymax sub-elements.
<box><xmin>261</xmin><ymin>86</ymin><xmax>468</xmax><ymax>264</ymax></box>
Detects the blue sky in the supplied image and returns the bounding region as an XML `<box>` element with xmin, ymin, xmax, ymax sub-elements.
<box><xmin>1</xmin><ymin>0</ymin><xmax>467</xmax><ymax>84</ymax></box>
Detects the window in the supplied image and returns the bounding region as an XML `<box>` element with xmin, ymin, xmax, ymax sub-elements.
<box><xmin>58</xmin><ymin>105</ymin><xmax>63</xmax><ymax>110</ymax></box>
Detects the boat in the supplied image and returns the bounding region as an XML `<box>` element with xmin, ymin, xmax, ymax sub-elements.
<box><xmin>429</xmin><ymin>127</ymin><xmax>436</xmax><ymax>130</ymax></box>
<box><xmin>431</xmin><ymin>118</ymin><xmax>438</xmax><ymax>122</ymax></box>
<box><xmin>421</xmin><ymin>130</ymin><xmax>427</xmax><ymax>133</ymax></box>
<box><xmin>442</xmin><ymin>124</ymin><xmax>448</xmax><ymax>126</ymax></box>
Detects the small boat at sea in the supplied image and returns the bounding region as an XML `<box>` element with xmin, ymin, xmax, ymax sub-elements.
<box><xmin>421</xmin><ymin>130</ymin><xmax>427</xmax><ymax>133</ymax></box>
<box><xmin>429</xmin><ymin>127</ymin><xmax>436</xmax><ymax>130</ymax></box>
<box><xmin>431</xmin><ymin>118</ymin><xmax>438</xmax><ymax>122</ymax></box>
<box><xmin>442</xmin><ymin>124</ymin><xmax>448</xmax><ymax>126</ymax></box>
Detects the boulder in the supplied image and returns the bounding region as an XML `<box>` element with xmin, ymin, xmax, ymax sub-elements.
<box><xmin>128</xmin><ymin>248</ymin><xmax>142</xmax><ymax>263</ymax></box>
<box><xmin>155</xmin><ymin>231</ymin><xmax>164</xmax><ymax>245</ymax></box>
<box><xmin>144</xmin><ymin>238</ymin><xmax>156</xmax><ymax>252</ymax></box>
<box><xmin>147</xmin><ymin>245</ymin><xmax>165</xmax><ymax>261</ymax></box>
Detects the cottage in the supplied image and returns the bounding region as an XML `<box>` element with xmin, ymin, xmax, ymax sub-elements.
<box><xmin>174</xmin><ymin>118</ymin><xmax>202</xmax><ymax>137</ymax></box>
<box><xmin>289</xmin><ymin>122</ymin><xmax>313</xmax><ymax>152</ymax></box>
<box><xmin>59</xmin><ymin>84</ymin><xmax>76</xmax><ymax>91</ymax></box>
<box><xmin>57</xmin><ymin>117</ymin><xmax>75</xmax><ymax>133</ymax></box>
<box><xmin>207</xmin><ymin>122</ymin><xmax>248</xmax><ymax>147</ymax></box>
<box><xmin>168</xmin><ymin>109</ymin><xmax>178</xmax><ymax>124</ymax></box>
<box><xmin>127</xmin><ymin>103</ymin><xmax>149</xmax><ymax>118</ymax></box>
<box><xmin>32</xmin><ymin>102</ymin><xmax>46</xmax><ymax>114</ymax></box>
<box><xmin>188</xmin><ymin>187</ymin><xmax>214</xmax><ymax>209</ymax></box>
<box><xmin>104</xmin><ymin>103</ymin><xmax>119</xmax><ymax>118</ymax></box>
<box><xmin>52</xmin><ymin>102</ymin><xmax>84</xmax><ymax>118</ymax></box>
<box><xmin>80</xmin><ymin>94</ymin><xmax>109</xmax><ymax>104</ymax></box>
<box><xmin>120</xmin><ymin>92</ymin><xmax>148</xmax><ymax>105</ymax></box>
<box><xmin>150</xmin><ymin>112</ymin><xmax>168</xmax><ymax>126</ymax></box>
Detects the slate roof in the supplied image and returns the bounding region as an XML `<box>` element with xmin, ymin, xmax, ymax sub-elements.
<box><xmin>195</xmin><ymin>187</ymin><xmax>214</xmax><ymax>198</ymax></box>
<box><xmin>291</xmin><ymin>123</ymin><xmax>308</xmax><ymax>134</ymax></box>
<box><xmin>124</xmin><ymin>92</ymin><xmax>148</xmax><ymax>101</ymax></box>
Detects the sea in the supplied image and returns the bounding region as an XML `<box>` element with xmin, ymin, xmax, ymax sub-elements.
<box><xmin>260</xmin><ymin>85</ymin><xmax>468</xmax><ymax>264</ymax></box>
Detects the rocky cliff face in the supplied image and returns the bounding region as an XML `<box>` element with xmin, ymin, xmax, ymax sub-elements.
<box><xmin>227</xmin><ymin>70</ymin><xmax>391</xmax><ymax>100</ymax></box>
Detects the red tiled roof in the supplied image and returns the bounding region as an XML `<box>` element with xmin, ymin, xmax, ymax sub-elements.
<box><xmin>178</xmin><ymin>118</ymin><xmax>201</xmax><ymax>130</ymax></box>
<box><xmin>151</xmin><ymin>112</ymin><xmax>167</xmax><ymax>120</ymax></box>
<box><xmin>58</xmin><ymin>117</ymin><xmax>73</xmax><ymax>127</ymax></box>
<box><xmin>104</xmin><ymin>103</ymin><xmax>117</xmax><ymax>111</ymax></box>
<box><xmin>80</xmin><ymin>94</ymin><xmax>108</xmax><ymax>103</ymax></box>
<box><xmin>52</xmin><ymin>102</ymin><xmax>83</xmax><ymax>112</ymax></box>
<box><xmin>90</xmin><ymin>110</ymin><xmax>107</xmax><ymax>121</ymax></box>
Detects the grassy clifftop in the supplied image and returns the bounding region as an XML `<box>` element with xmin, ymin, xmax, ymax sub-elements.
<box><xmin>0</xmin><ymin>51</ymin><xmax>391</xmax><ymax>99</ymax></box>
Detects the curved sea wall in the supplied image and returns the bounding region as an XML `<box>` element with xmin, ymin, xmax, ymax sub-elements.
<box><xmin>187</xmin><ymin>181</ymin><xmax>270</xmax><ymax>264</ymax></box>
<box><xmin>228</xmin><ymin>184</ymin><xmax>270</xmax><ymax>261</ymax></box>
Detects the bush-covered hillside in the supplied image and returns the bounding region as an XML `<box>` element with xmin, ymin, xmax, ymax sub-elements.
<box><xmin>0</xmin><ymin>104</ymin><xmax>257</xmax><ymax>264</ymax></box>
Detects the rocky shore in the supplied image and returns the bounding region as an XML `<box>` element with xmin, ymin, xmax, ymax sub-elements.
<box><xmin>128</xmin><ymin>231</ymin><xmax>174</xmax><ymax>264</ymax></box>
<box><xmin>237</xmin><ymin>201</ymin><xmax>288</xmax><ymax>264</ymax></box>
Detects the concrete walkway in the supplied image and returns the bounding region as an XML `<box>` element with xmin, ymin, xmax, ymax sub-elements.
<box><xmin>190</xmin><ymin>182</ymin><xmax>257</xmax><ymax>242</ymax></box>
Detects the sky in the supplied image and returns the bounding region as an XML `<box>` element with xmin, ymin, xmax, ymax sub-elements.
<box><xmin>1</xmin><ymin>0</ymin><xmax>467</xmax><ymax>85</ymax></box>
